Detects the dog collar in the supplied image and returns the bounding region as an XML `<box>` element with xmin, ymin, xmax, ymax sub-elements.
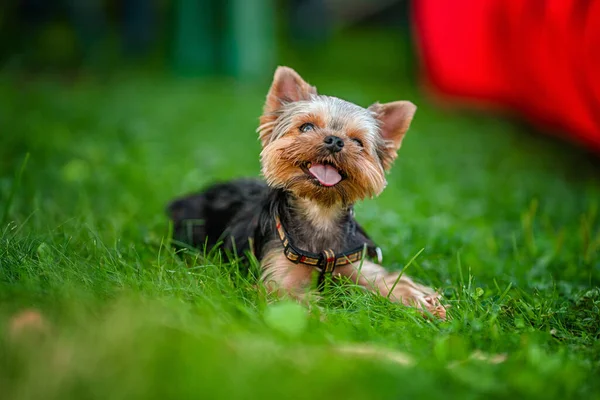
<box><xmin>274</xmin><ymin>215</ymin><xmax>381</xmax><ymax>276</ymax></box>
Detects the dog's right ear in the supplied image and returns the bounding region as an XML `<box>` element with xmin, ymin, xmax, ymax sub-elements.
<box><xmin>259</xmin><ymin>67</ymin><xmax>317</xmax><ymax>145</ymax></box>
<box><xmin>264</xmin><ymin>66</ymin><xmax>317</xmax><ymax>114</ymax></box>
<box><xmin>368</xmin><ymin>101</ymin><xmax>417</xmax><ymax>170</ymax></box>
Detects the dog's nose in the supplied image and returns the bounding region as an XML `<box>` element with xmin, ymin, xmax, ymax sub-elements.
<box><xmin>323</xmin><ymin>135</ymin><xmax>344</xmax><ymax>153</ymax></box>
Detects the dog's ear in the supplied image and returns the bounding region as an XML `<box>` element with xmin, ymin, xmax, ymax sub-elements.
<box><xmin>259</xmin><ymin>67</ymin><xmax>317</xmax><ymax>145</ymax></box>
<box><xmin>264</xmin><ymin>66</ymin><xmax>317</xmax><ymax>114</ymax></box>
<box><xmin>368</xmin><ymin>101</ymin><xmax>416</xmax><ymax>170</ymax></box>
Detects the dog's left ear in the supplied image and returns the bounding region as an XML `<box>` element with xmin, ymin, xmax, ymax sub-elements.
<box><xmin>259</xmin><ymin>66</ymin><xmax>317</xmax><ymax>145</ymax></box>
<box><xmin>369</xmin><ymin>101</ymin><xmax>417</xmax><ymax>170</ymax></box>
<box><xmin>264</xmin><ymin>66</ymin><xmax>317</xmax><ymax>115</ymax></box>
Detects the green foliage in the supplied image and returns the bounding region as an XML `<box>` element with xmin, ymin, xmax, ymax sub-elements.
<box><xmin>1</xmin><ymin>32</ymin><xmax>599</xmax><ymax>399</ymax></box>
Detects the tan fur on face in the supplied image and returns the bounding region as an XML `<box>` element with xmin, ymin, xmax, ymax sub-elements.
<box><xmin>260</xmin><ymin>98</ymin><xmax>388</xmax><ymax>206</ymax></box>
<box><xmin>261</xmin><ymin>145</ymin><xmax>385</xmax><ymax>207</ymax></box>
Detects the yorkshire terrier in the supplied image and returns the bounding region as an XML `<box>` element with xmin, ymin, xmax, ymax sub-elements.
<box><xmin>167</xmin><ymin>67</ymin><xmax>446</xmax><ymax>319</ymax></box>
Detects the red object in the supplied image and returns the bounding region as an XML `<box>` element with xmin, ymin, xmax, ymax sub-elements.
<box><xmin>413</xmin><ymin>0</ymin><xmax>600</xmax><ymax>153</ymax></box>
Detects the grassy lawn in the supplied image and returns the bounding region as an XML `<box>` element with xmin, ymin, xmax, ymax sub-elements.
<box><xmin>1</xmin><ymin>32</ymin><xmax>600</xmax><ymax>399</ymax></box>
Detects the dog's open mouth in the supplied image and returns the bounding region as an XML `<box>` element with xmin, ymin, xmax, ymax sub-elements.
<box><xmin>301</xmin><ymin>162</ymin><xmax>344</xmax><ymax>187</ymax></box>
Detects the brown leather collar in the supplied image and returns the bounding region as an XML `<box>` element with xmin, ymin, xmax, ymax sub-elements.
<box><xmin>274</xmin><ymin>215</ymin><xmax>380</xmax><ymax>276</ymax></box>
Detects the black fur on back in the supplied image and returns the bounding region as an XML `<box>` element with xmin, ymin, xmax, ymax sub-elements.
<box><xmin>167</xmin><ymin>178</ymin><xmax>378</xmax><ymax>263</ymax></box>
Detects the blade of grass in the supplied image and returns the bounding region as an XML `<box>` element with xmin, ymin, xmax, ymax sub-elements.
<box><xmin>1</xmin><ymin>152</ymin><xmax>29</xmax><ymax>227</ymax></box>
<box><xmin>386</xmin><ymin>247</ymin><xmax>425</xmax><ymax>300</ymax></box>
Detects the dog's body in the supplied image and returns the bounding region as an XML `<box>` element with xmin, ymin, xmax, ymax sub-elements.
<box><xmin>168</xmin><ymin>67</ymin><xmax>445</xmax><ymax>318</ymax></box>
<box><xmin>169</xmin><ymin>178</ymin><xmax>378</xmax><ymax>263</ymax></box>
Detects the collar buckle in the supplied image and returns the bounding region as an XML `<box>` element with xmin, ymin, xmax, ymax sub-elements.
<box><xmin>321</xmin><ymin>249</ymin><xmax>336</xmax><ymax>274</ymax></box>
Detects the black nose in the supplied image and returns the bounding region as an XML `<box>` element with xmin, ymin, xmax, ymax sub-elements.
<box><xmin>323</xmin><ymin>135</ymin><xmax>344</xmax><ymax>153</ymax></box>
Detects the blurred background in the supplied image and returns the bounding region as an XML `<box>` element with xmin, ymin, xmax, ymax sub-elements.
<box><xmin>0</xmin><ymin>0</ymin><xmax>416</xmax><ymax>78</ymax></box>
<box><xmin>2</xmin><ymin>0</ymin><xmax>599</xmax><ymax>151</ymax></box>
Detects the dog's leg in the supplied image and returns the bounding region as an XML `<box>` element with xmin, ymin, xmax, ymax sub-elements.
<box><xmin>260</xmin><ymin>249</ymin><xmax>317</xmax><ymax>303</ymax></box>
<box><xmin>336</xmin><ymin>261</ymin><xmax>446</xmax><ymax>319</ymax></box>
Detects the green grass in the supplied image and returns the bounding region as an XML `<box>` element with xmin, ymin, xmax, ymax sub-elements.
<box><xmin>1</xmin><ymin>32</ymin><xmax>600</xmax><ymax>399</ymax></box>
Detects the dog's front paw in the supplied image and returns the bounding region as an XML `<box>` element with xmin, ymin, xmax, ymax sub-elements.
<box><xmin>422</xmin><ymin>293</ymin><xmax>447</xmax><ymax>320</ymax></box>
<box><xmin>389</xmin><ymin>278</ymin><xmax>447</xmax><ymax>320</ymax></box>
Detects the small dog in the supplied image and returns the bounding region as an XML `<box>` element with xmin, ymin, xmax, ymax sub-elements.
<box><xmin>168</xmin><ymin>67</ymin><xmax>445</xmax><ymax>319</ymax></box>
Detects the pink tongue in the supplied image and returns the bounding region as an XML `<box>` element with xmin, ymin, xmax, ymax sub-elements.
<box><xmin>308</xmin><ymin>163</ymin><xmax>342</xmax><ymax>187</ymax></box>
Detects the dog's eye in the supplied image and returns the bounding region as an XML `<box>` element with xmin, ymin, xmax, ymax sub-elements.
<box><xmin>299</xmin><ymin>123</ymin><xmax>315</xmax><ymax>133</ymax></box>
<box><xmin>351</xmin><ymin>138</ymin><xmax>364</xmax><ymax>147</ymax></box>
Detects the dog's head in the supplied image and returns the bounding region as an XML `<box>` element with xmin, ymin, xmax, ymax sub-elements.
<box><xmin>258</xmin><ymin>66</ymin><xmax>416</xmax><ymax>206</ymax></box>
